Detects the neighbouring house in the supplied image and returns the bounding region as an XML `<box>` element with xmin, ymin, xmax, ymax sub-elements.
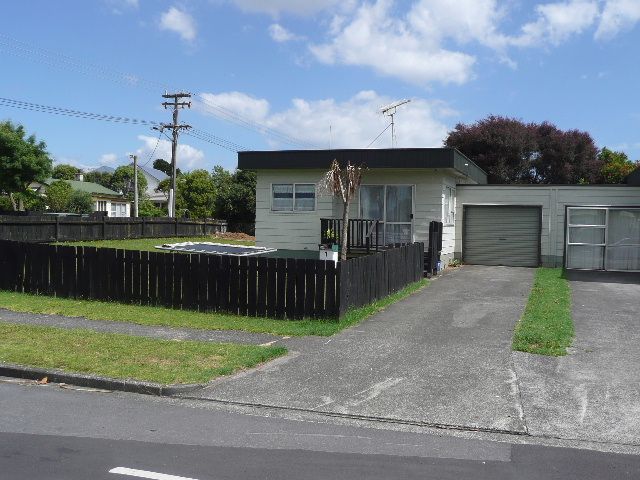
<box><xmin>130</xmin><ymin>163</ymin><xmax>169</xmax><ymax>210</ymax></box>
<box><xmin>239</xmin><ymin>148</ymin><xmax>640</xmax><ymax>272</ymax></box>
<box><xmin>30</xmin><ymin>173</ymin><xmax>131</xmax><ymax>217</ymax></box>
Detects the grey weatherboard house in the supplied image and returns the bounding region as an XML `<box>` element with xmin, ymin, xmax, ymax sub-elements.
<box><xmin>239</xmin><ymin>148</ymin><xmax>640</xmax><ymax>272</ymax></box>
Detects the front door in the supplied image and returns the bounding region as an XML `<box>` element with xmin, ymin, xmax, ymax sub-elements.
<box><xmin>360</xmin><ymin>185</ymin><xmax>413</xmax><ymax>245</ymax></box>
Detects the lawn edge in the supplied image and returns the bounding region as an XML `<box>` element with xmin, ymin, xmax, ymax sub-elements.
<box><xmin>512</xmin><ymin>267</ymin><xmax>574</xmax><ymax>357</ymax></box>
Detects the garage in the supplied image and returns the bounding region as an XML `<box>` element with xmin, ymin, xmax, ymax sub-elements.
<box><xmin>463</xmin><ymin>205</ymin><xmax>541</xmax><ymax>267</ymax></box>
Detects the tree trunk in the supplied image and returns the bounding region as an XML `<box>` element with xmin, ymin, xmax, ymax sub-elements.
<box><xmin>340</xmin><ymin>199</ymin><xmax>350</xmax><ymax>261</ymax></box>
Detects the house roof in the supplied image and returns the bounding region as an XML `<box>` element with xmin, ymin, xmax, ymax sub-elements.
<box><xmin>129</xmin><ymin>163</ymin><xmax>169</xmax><ymax>182</ymax></box>
<box><xmin>237</xmin><ymin>148</ymin><xmax>487</xmax><ymax>184</ymax></box>
<box><xmin>45</xmin><ymin>178</ymin><xmax>123</xmax><ymax>197</ymax></box>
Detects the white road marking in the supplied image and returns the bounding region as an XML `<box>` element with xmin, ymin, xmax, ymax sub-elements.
<box><xmin>259</xmin><ymin>339</ymin><xmax>278</xmax><ymax>346</ymax></box>
<box><xmin>109</xmin><ymin>467</ymin><xmax>200</xmax><ymax>480</ymax></box>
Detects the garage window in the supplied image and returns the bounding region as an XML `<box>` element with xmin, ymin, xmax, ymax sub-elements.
<box><xmin>566</xmin><ymin>207</ymin><xmax>640</xmax><ymax>271</ymax></box>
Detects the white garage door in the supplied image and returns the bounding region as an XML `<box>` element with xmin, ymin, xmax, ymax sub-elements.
<box><xmin>463</xmin><ymin>205</ymin><xmax>541</xmax><ymax>267</ymax></box>
<box><xmin>566</xmin><ymin>207</ymin><xmax>640</xmax><ymax>271</ymax></box>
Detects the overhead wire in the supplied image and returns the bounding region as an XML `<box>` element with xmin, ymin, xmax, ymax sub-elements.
<box><xmin>365</xmin><ymin>123</ymin><xmax>392</xmax><ymax>148</ymax></box>
<box><xmin>0</xmin><ymin>96</ymin><xmax>248</xmax><ymax>153</ymax></box>
<box><xmin>0</xmin><ymin>33</ymin><xmax>319</xmax><ymax>149</ymax></box>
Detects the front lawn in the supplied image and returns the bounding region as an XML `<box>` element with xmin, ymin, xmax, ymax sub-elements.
<box><xmin>55</xmin><ymin>236</ymin><xmax>255</xmax><ymax>252</ymax></box>
<box><xmin>0</xmin><ymin>323</ymin><xmax>286</xmax><ymax>384</ymax></box>
<box><xmin>0</xmin><ymin>279</ymin><xmax>428</xmax><ymax>337</ymax></box>
<box><xmin>512</xmin><ymin>268</ymin><xmax>574</xmax><ymax>356</ymax></box>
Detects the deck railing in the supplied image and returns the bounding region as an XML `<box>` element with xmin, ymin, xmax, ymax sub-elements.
<box><xmin>320</xmin><ymin>218</ymin><xmax>381</xmax><ymax>254</ymax></box>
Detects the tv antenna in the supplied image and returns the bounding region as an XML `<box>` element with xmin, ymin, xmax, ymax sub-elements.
<box><xmin>380</xmin><ymin>99</ymin><xmax>411</xmax><ymax>148</ymax></box>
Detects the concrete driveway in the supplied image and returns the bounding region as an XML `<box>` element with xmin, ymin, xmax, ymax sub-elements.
<box><xmin>514</xmin><ymin>271</ymin><xmax>640</xmax><ymax>445</ymax></box>
<box><xmin>192</xmin><ymin>265</ymin><xmax>534</xmax><ymax>434</ymax></box>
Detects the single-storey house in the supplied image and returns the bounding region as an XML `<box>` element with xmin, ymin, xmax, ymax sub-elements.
<box><xmin>129</xmin><ymin>163</ymin><xmax>169</xmax><ymax>210</ymax></box>
<box><xmin>238</xmin><ymin>148</ymin><xmax>640</xmax><ymax>272</ymax></box>
<box><xmin>30</xmin><ymin>174</ymin><xmax>131</xmax><ymax>217</ymax></box>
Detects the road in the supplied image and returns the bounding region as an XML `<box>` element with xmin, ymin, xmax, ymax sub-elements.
<box><xmin>1</xmin><ymin>379</ymin><xmax>640</xmax><ymax>479</ymax></box>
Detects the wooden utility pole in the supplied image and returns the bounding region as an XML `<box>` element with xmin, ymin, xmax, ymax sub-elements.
<box><xmin>160</xmin><ymin>92</ymin><xmax>191</xmax><ymax>217</ymax></box>
<box><xmin>129</xmin><ymin>154</ymin><xmax>139</xmax><ymax>217</ymax></box>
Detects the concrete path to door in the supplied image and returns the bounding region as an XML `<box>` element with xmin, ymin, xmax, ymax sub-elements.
<box><xmin>190</xmin><ymin>265</ymin><xmax>534</xmax><ymax>434</ymax></box>
<box><xmin>514</xmin><ymin>271</ymin><xmax>640</xmax><ymax>446</ymax></box>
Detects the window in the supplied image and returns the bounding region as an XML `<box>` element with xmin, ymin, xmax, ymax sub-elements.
<box><xmin>272</xmin><ymin>183</ymin><xmax>315</xmax><ymax>212</ymax></box>
<box><xmin>443</xmin><ymin>186</ymin><xmax>455</xmax><ymax>225</ymax></box>
<box><xmin>95</xmin><ymin>200</ymin><xmax>107</xmax><ymax>212</ymax></box>
<box><xmin>110</xmin><ymin>202</ymin><xmax>127</xmax><ymax>217</ymax></box>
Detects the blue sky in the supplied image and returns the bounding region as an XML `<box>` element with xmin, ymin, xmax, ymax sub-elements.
<box><xmin>1</xmin><ymin>0</ymin><xmax>639</xmax><ymax>172</ymax></box>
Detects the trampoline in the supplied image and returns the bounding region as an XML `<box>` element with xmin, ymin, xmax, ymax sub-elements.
<box><xmin>156</xmin><ymin>242</ymin><xmax>276</xmax><ymax>256</ymax></box>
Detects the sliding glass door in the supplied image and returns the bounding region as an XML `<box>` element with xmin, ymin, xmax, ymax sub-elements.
<box><xmin>359</xmin><ymin>185</ymin><xmax>413</xmax><ymax>245</ymax></box>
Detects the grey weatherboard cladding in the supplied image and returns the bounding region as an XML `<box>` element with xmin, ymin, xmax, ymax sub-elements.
<box><xmin>463</xmin><ymin>205</ymin><xmax>542</xmax><ymax>267</ymax></box>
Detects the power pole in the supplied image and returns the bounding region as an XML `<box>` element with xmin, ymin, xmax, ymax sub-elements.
<box><xmin>160</xmin><ymin>92</ymin><xmax>191</xmax><ymax>217</ymax></box>
<box><xmin>129</xmin><ymin>154</ymin><xmax>139</xmax><ymax>217</ymax></box>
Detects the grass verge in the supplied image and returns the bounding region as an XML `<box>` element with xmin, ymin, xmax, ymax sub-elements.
<box><xmin>54</xmin><ymin>236</ymin><xmax>255</xmax><ymax>252</ymax></box>
<box><xmin>512</xmin><ymin>268</ymin><xmax>574</xmax><ymax>356</ymax></box>
<box><xmin>0</xmin><ymin>323</ymin><xmax>286</xmax><ymax>384</ymax></box>
<box><xmin>0</xmin><ymin>279</ymin><xmax>428</xmax><ymax>337</ymax></box>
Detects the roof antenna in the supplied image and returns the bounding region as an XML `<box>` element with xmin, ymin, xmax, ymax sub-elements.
<box><xmin>380</xmin><ymin>99</ymin><xmax>411</xmax><ymax>148</ymax></box>
<box><xmin>329</xmin><ymin>124</ymin><xmax>332</xmax><ymax>150</ymax></box>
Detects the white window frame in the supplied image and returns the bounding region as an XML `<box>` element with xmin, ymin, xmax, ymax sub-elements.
<box><xmin>358</xmin><ymin>184</ymin><xmax>415</xmax><ymax>244</ymax></box>
<box><xmin>566</xmin><ymin>206</ymin><xmax>640</xmax><ymax>272</ymax></box>
<box><xmin>270</xmin><ymin>183</ymin><xmax>316</xmax><ymax>213</ymax></box>
<box><xmin>95</xmin><ymin>200</ymin><xmax>107</xmax><ymax>212</ymax></box>
<box><xmin>443</xmin><ymin>185</ymin><xmax>455</xmax><ymax>226</ymax></box>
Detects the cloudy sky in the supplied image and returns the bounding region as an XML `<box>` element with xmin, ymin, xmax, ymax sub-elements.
<box><xmin>1</xmin><ymin>0</ymin><xmax>639</xmax><ymax>171</ymax></box>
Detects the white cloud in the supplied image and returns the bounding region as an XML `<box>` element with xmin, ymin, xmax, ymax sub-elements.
<box><xmin>596</xmin><ymin>0</ymin><xmax>640</xmax><ymax>40</ymax></box>
<box><xmin>136</xmin><ymin>135</ymin><xmax>206</xmax><ymax>170</ymax></box>
<box><xmin>268</xmin><ymin>23</ymin><xmax>302</xmax><ymax>42</ymax></box>
<box><xmin>198</xmin><ymin>91</ymin><xmax>270</xmax><ymax>120</ymax></box>
<box><xmin>159</xmin><ymin>7</ymin><xmax>197</xmax><ymax>43</ymax></box>
<box><xmin>99</xmin><ymin>153</ymin><xmax>119</xmax><ymax>166</ymax></box>
<box><xmin>199</xmin><ymin>89</ymin><xmax>453</xmax><ymax>149</ymax></box>
<box><xmin>510</xmin><ymin>0</ymin><xmax>599</xmax><ymax>47</ymax></box>
<box><xmin>310</xmin><ymin>0</ymin><xmax>477</xmax><ymax>86</ymax></box>
<box><xmin>105</xmin><ymin>0</ymin><xmax>139</xmax><ymax>14</ymax></box>
<box><xmin>230</xmin><ymin>0</ymin><xmax>344</xmax><ymax>16</ymax></box>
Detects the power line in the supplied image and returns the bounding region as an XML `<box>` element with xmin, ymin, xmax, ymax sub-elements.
<box><xmin>0</xmin><ymin>33</ymin><xmax>319</xmax><ymax>149</ymax></box>
<box><xmin>365</xmin><ymin>123</ymin><xmax>392</xmax><ymax>148</ymax></box>
<box><xmin>140</xmin><ymin>129</ymin><xmax>164</xmax><ymax>167</ymax></box>
<box><xmin>0</xmin><ymin>96</ymin><xmax>248</xmax><ymax>152</ymax></box>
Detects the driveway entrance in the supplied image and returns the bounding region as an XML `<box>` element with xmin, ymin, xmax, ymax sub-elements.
<box><xmin>192</xmin><ymin>266</ymin><xmax>534</xmax><ymax>433</ymax></box>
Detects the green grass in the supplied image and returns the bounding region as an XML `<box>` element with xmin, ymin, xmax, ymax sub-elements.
<box><xmin>0</xmin><ymin>279</ymin><xmax>428</xmax><ymax>337</ymax></box>
<box><xmin>512</xmin><ymin>268</ymin><xmax>574</xmax><ymax>356</ymax></box>
<box><xmin>54</xmin><ymin>236</ymin><xmax>255</xmax><ymax>252</ymax></box>
<box><xmin>0</xmin><ymin>323</ymin><xmax>286</xmax><ymax>384</ymax></box>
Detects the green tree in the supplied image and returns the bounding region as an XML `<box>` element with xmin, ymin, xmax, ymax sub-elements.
<box><xmin>45</xmin><ymin>180</ymin><xmax>73</xmax><ymax>212</ymax></box>
<box><xmin>175</xmin><ymin>169</ymin><xmax>215</xmax><ymax>219</ymax></box>
<box><xmin>599</xmin><ymin>147</ymin><xmax>638</xmax><ymax>183</ymax></box>
<box><xmin>52</xmin><ymin>163</ymin><xmax>81</xmax><ymax>180</ymax></box>
<box><xmin>138</xmin><ymin>198</ymin><xmax>166</xmax><ymax>217</ymax></box>
<box><xmin>211</xmin><ymin>166</ymin><xmax>256</xmax><ymax>232</ymax></box>
<box><xmin>67</xmin><ymin>190</ymin><xmax>94</xmax><ymax>214</ymax></box>
<box><xmin>84</xmin><ymin>170</ymin><xmax>113</xmax><ymax>188</ymax></box>
<box><xmin>153</xmin><ymin>158</ymin><xmax>180</xmax><ymax>177</ymax></box>
<box><xmin>0</xmin><ymin>121</ymin><xmax>52</xmax><ymax>210</ymax></box>
<box><xmin>109</xmin><ymin>165</ymin><xmax>148</xmax><ymax>200</ymax></box>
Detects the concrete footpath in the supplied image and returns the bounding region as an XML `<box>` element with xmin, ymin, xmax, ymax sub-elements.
<box><xmin>189</xmin><ymin>266</ymin><xmax>535</xmax><ymax>434</ymax></box>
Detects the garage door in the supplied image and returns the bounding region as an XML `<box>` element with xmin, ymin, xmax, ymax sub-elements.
<box><xmin>463</xmin><ymin>206</ymin><xmax>541</xmax><ymax>267</ymax></box>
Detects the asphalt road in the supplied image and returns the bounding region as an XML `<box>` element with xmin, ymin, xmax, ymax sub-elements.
<box><xmin>1</xmin><ymin>380</ymin><xmax>640</xmax><ymax>479</ymax></box>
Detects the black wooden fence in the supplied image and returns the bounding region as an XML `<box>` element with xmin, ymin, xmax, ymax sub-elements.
<box><xmin>0</xmin><ymin>216</ymin><xmax>227</xmax><ymax>243</ymax></box>
<box><xmin>0</xmin><ymin>240</ymin><xmax>423</xmax><ymax>320</ymax></box>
